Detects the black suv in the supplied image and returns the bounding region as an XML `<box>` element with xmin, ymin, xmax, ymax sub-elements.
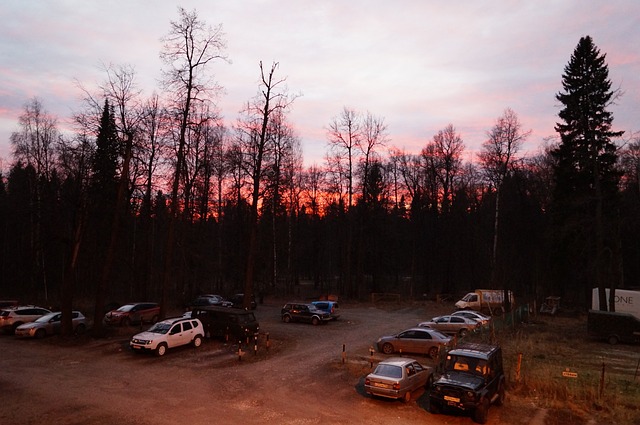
<box><xmin>281</xmin><ymin>303</ymin><xmax>332</xmax><ymax>325</ymax></box>
<box><xmin>190</xmin><ymin>306</ymin><xmax>259</xmax><ymax>341</ymax></box>
<box><xmin>429</xmin><ymin>342</ymin><xmax>505</xmax><ymax>424</ymax></box>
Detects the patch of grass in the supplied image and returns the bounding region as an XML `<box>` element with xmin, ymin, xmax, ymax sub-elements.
<box><xmin>493</xmin><ymin>316</ymin><xmax>640</xmax><ymax>425</ymax></box>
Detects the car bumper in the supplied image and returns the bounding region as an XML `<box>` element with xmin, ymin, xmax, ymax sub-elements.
<box><xmin>364</xmin><ymin>384</ymin><xmax>402</xmax><ymax>399</ymax></box>
<box><xmin>430</xmin><ymin>393</ymin><xmax>476</xmax><ymax>411</ymax></box>
<box><xmin>130</xmin><ymin>342</ymin><xmax>155</xmax><ymax>352</ymax></box>
<box><xmin>14</xmin><ymin>329</ymin><xmax>36</xmax><ymax>338</ymax></box>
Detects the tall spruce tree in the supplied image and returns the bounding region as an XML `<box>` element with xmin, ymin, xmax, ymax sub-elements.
<box><xmin>551</xmin><ymin>36</ymin><xmax>623</xmax><ymax>310</ymax></box>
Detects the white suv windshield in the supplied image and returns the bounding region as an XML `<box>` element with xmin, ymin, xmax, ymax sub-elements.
<box><xmin>148</xmin><ymin>323</ymin><xmax>171</xmax><ymax>334</ymax></box>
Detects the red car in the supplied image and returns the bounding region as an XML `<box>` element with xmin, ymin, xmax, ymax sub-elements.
<box><xmin>104</xmin><ymin>302</ymin><xmax>160</xmax><ymax>326</ymax></box>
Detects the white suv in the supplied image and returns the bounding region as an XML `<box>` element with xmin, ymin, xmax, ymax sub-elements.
<box><xmin>0</xmin><ymin>306</ymin><xmax>51</xmax><ymax>334</ymax></box>
<box><xmin>130</xmin><ymin>316</ymin><xmax>204</xmax><ymax>356</ymax></box>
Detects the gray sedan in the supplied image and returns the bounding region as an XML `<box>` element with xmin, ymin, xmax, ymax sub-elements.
<box><xmin>418</xmin><ymin>314</ymin><xmax>480</xmax><ymax>337</ymax></box>
<box><xmin>376</xmin><ymin>327</ymin><xmax>451</xmax><ymax>358</ymax></box>
<box><xmin>364</xmin><ymin>357</ymin><xmax>434</xmax><ymax>402</ymax></box>
<box><xmin>15</xmin><ymin>311</ymin><xmax>86</xmax><ymax>338</ymax></box>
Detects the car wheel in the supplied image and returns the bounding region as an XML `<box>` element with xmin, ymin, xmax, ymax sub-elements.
<box><xmin>156</xmin><ymin>343</ymin><xmax>168</xmax><ymax>357</ymax></box>
<box><xmin>35</xmin><ymin>328</ymin><xmax>46</xmax><ymax>339</ymax></box>
<box><xmin>382</xmin><ymin>343</ymin><xmax>394</xmax><ymax>355</ymax></box>
<box><xmin>282</xmin><ymin>314</ymin><xmax>291</xmax><ymax>323</ymax></box>
<box><xmin>122</xmin><ymin>317</ymin><xmax>131</xmax><ymax>327</ymax></box>
<box><xmin>608</xmin><ymin>335</ymin><xmax>619</xmax><ymax>345</ymax></box>
<box><xmin>193</xmin><ymin>335</ymin><xmax>203</xmax><ymax>348</ymax></box>
<box><xmin>459</xmin><ymin>328</ymin><xmax>468</xmax><ymax>338</ymax></box>
<box><xmin>402</xmin><ymin>390</ymin><xmax>411</xmax><ymax>403</ymax></box>
<box><xmin>495</xmin><ymin>381</ymin><xmax>505</xmax><ymax>406</ymax></box>
<box><xmin>428</xmin><ymin>346</ymin><xmax>439</xmax><ymax>359</ymax></box>
<box><xmin>473</xmin><ymin>397</ymin><xmax>490</xmax><ymax>424</ymax></box>
<box><xmin>311</xmin><ymin>316</ymin><xmax>320</xmax><ymax>326</ymax></box>
<box><xmin>75</xmin><ymin>324</ymin><xmax>86</xmax><ymax>335</ymax></box>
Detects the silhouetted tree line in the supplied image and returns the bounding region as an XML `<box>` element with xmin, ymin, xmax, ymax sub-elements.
<box><xmin>1</xmin><ymin>9</ymin><xmax>639</xmax><ymax>336</ymax></box>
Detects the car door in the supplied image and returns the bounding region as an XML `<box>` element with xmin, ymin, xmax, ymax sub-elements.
<box><xmin>49</xmin><ymin>313</ymin><xmax>62</xmax><ymax>334</ymax></box>
<box><xmin>434</xmin><ymin>316</ymin><xmax>452</xmax><ymax>333</ymax></box>
<box><xmin>396</xmin><ymin>330</ymin><xmax>420</xmax><ymax>353</ymax></box>
<box><xmin>167</xmin><ymin>322</ymin><xmax>185</xmax><ymax>348</ymax></box>
<box><xmin>409</xmin><ymin>361</ymin><xmax>429</xmax><ymax>389</ymax></box>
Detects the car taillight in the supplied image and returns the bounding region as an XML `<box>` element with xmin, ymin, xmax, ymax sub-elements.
<box><xmin>365</xmin><ymin>378</ymin><xmax>370</xmax><ymax>385</ymax></box>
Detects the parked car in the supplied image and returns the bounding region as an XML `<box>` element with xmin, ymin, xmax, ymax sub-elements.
<box><xmin>364</xmin><ymin>357</ymin><xmax>434</xmax><ymax>402</ymax></box>
<box><xmin>376</xmin><ymin>327</ymin><xmax>451</xmax><ymax>358</ymax></box>
<box><xmin>190</xmin><ymin>305</ymin><xmax>259</xmax><ymax>341</ymax></box>
<box><xmin>104</xmin><ymin>302</ymin><xmax>160</xmax><ymax>326</ymax></box>
<box><xmin>189</xmin><ymin>294</ymin><xmax>232</xmax><ymax>308</ymax></box>
<box><xmin>418</xmin><ymin>315</ymin><xmax>480</xmax><ymax>337</ymax></box>
<box><xmin>130</xmin><ymin>316</ymin><xmax>204</xmax><ymax>356</ymax></box>
<box><xmin>14</xmin><ymin>311</ymin><xmax>86</xmax><ymax>338</ymax></box>
<box><xmin>311</xmin><ymin>300</ymin><xmax>340</xmax><ymax>320</ymax></box>
<box><xmin>0</xmin><ymin>305</ymin><xmax>51</xmax><ymax>334</ymax></box>
<box><xmin>281</xmin><ymin>303</ymin><xmax>332</xmax><ymax>325</ymax></box>
<box><xmin>430</xmin><ymin>343</ymin><xmax>505</xmax><ymax>424</ymax></box>
<box><xmin>227</xmin><ymin>293</ymin><xmax>257</xmax><ymax>310</ymax></box>
<box><xmin>450</xmin><ymin>310</ymin><xmax>492</xmax><ymax>326</ymax></box>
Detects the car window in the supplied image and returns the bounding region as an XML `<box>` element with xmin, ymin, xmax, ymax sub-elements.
<box><xmin>406</xmin><ymin>364</ymin><xmax>416</xmax><ymax>376</ymax></box>
<box><xmin>170</xmin><ymin>324</ymin><xmax>182</xmax><ymax>334</ymax></box>
<box><xmin>417</xmin><ymin>331</ymin><xmax>432</xmax><ymax>340</ymax></box>
<box><xmin>435</xmin><ymin>317</ymin><xmax>448</xmax><ymax>323</ymax></box>
<box><xmin>374</xmin><ymin>364</ymin><xmax>402</xmax><ymax>379</ymax></box>
<box><xmin>190</xmin><ymin>320</ymin><xmax>199</xmax><ymax>328</ymax></box>
<box><xmin>451</xmin><ymin>317</ymin><xmax>464</xmax><ymax>323</ymax></box>
<box><xmin>183</xmin><ymin>321</ymin><xmax>192</xmax><ymax>331</ymax></box>
<box><xmin>413</xmin><ymin>362</ymin><xmax>424</xmax><ymax>372</ymax></box>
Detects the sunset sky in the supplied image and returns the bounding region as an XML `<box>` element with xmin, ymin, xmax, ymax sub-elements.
<box><xmin>1</xmin><ymin>1</ymin><xmax>639</xmax><ymax>168</ymax></box>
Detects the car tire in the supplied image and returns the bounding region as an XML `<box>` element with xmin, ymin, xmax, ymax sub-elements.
<box><xmin>428</xmin><ymin>346</ymin><xmax>439</xmax><ymax>359</ymax></box>
<box><xmin>382</xmin><ymin>343</ymin><xmax>394</xmax><ymax>355</ymax></box>
<box><xmin>35</xmin><ymin>328</ymin><xmax>46</xmax><ymax>339</ymax></box>
<box><xmin>75</xmin><ymin>323</ymin><xmax>86</xmax><ymax>335</ymax></box>
<box><xmin>193</xmin><ymin>335</ymin><xmax>203</xmax><ymax>348</ymax></box>
<box><xmin>311</xmin><ymin>316</ymin><xmax>320</xmax><ymax>326</ymax></box>
<box><xmin>473</xmin><ymin>397</ymin><xmax>490</xmax><ymax>424</ymax></box>
<box><xmin>156</xmin><ymin>343</ymin><xmax>168</xmax><ymax>357</ymax></box>
<box><xmin>402</xmin><ymin>390</ymin><xmax>411</xmax><ymax>403</ymax></box>
<box><xmin>495</xmin><ymin>381</ymin><xmax>505</xmax><ymax>406</ymax></box>
<box><xmin>282</xmin><ymin>314</ymin><xmax>291</xmax><ymax>323</ymax></box>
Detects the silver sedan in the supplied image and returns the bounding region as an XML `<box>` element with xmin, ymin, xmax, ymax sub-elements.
<box><xmin>15</xmin><ymin>311</ymin><xmax>86</xmax><ymax>338</ymax></box>
<box><xmin>418</xmin><ymin>314</ymin><xmax>480</xmax><ymax>337</ymax></box>
<box><xmin>376</xmin><ymin>327</ymin><xmax>451</xmax><ymax>358</ymax></box>
<box><xmin>365</xmin><ymin>357</ymin><xmax>434</xmax><ymax>402</ymax></box>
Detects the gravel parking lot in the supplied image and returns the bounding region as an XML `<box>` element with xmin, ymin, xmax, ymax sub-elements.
<box><xmin>1</xmin><ymin>299</ymin><xmax>545</xmax><ymax>425</ymax></box>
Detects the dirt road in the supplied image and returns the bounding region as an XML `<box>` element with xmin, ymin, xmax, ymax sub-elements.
<box><xmin>1</xmin><ymin>300</ymin><xmax>537</xmax><ymax>425</ymax></box>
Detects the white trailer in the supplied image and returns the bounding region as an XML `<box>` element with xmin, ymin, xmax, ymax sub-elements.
<box><xmin>591</xmin><ymin>288</ymin><xmax>640</xmax><ymax>319</ymax></box>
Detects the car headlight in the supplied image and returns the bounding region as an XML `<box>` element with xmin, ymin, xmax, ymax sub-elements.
<box><xmin>465</xmin><ymin>391</ymin><xmax>475</xmax><ymax>400</ymax></box>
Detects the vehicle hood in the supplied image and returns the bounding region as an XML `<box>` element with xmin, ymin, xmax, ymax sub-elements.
<box><xmin>436</xmin><ymin>372</ymin><xmax>484</xmax><ymax>391</ymax></box>
<box><xmin>16</xmin><ymin>322</ymin><xmax>41</xmax><ymax>330</ymax></box>
<box><xmin>132</xmin><ymin>331</ymin><xmax>159</xmax><ymax>341</ymax></box>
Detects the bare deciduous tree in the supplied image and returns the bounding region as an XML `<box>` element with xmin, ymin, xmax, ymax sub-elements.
<box><xmin>159</xmin><ymin>7</ymin><xmax>228</xmax><ymax>317</ymax></box>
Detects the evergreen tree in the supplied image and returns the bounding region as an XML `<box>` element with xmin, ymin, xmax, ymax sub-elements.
<box><xmin>551</xmin><ymin>36</ymin><xmax>623</xmax><ymax>309</ymax></box>
<box><xmin>91</xmin><ymin>99</ymin><xmax>120</xmax><ymax>203</ymax></box>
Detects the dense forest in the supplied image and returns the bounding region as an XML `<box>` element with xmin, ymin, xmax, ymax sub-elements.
<box><xmin>1</xmin><ymin>9</ymin><xmax>638</xmax><ymax>335</ymax></box>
